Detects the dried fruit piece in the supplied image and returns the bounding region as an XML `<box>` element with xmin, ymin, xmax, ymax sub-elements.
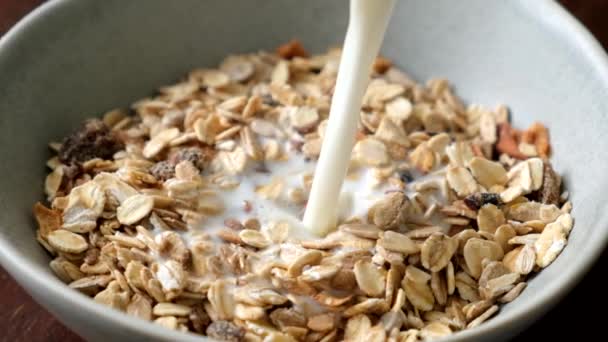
<box><xmin>521</xmin><ymin>122</ymin><xmax>550</xmax><ymax>158</ymax></box>
<box><xmin>149</xmin><ymin>161</ymin><xmax>175</xmax><ymax>181</ymax></box>
<box><xmin>463</xmin><ymin>192</ymin><xmax>501</xmax><ymax>210</ymax></box>
<box><xmin>496</xmin><ymin>123</ymin><xmax>526</xmax><ymax>159</ymax></box>
<box><xmin>206</xmin><ymin>320</ymin><xmax>245</xmax><ymax>342</ymax></box>
<box><xmin>276</xmin><ymin>39</ymin><xmax>309</xmax><ymax>59</ymax></box>
<box><xmin>59</xmin><ymin>119</ymin><xmax>123</xmax><ymax>164</ymax></box>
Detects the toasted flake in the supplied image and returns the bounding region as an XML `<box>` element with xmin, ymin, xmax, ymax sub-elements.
<box><xmin>353</xmin><ymin>138</ymin><xmax>389</xmax><ymax>167</ymax></box>
<box><xmin>498</xmin><ymin>282</ymin><xmax>527</xmax><ymax>303</ymax></box>
<box><xmin>117</xmin><ymin>194</ymin><xmax>154</xmax><ymax>225</ymax></box>
<box><xmin>290</xmin><ymin>106</ymin><xmax>319</xmax><ymax>131</ymax></box>
<box><xmin>494</xmin><ymin>224</ymin><xmax>516</xmax><ymax>253</ymax></box>
<box><xmin>62</xmin><ymin>181</ymin><xmax>105</xmax><ymax>233</ymax></box>
<box><xmin>143</xmin><ymin>128</ymin><xmax>180</xmax><ymax>158</ymax></box>
<box><xmin>463</xmin><ymin>238</ymin><xmax>504</xmax><ymax>278</ymax></box>
<box><xmin>420</xmin><ymin>322</ymin><xmax>452</xmax><ymax>340</ymax></box>
<box><xmin>288</xmin><ymin>250</ymin><xmax>323</xmax><ymax>277</ymax></box>
<box><xmin>308</xmin><ymin>313</ymin><xmax>336</xmax><ymax>332</ymax></box>
<box><xmin>47</xmin><ymin>229</ymin><xmax>88</xmax><ymax>254</ymax></box>
<box><xmin>45</xmin><ymin>166</ymin><xmax>64</xmax><ymax>200</ymax></box>
<box><xmin>375</xmin><ymin>117</ymin><xmax>409</xmax><ymax>146</ymax></box>
<box><xmin>33</xmin><ymin>202</ymin><xmax>62</xmax><ymax>237</ymax></box>
<box><xmin>345</xmin><ymin>315</ymin><xmax>372</xmax><ymax>341</ymax></box>
<box><xmin>386</xmin><ymin>97</ymin><xmax>412</xmax><ymax>124</ymax></box>
<box><xmin>378</xmin><ymin>231</ymin><xmax>419</xmax><ymax>255</ymax></box>
<box><xmin>447</xmin><ymin>166</ymin><xmax>479</xmax><ymax>197</ymax></box>
<box><xmin>127</xmin><ymin>294</ymin><xmax>152</xmax><ymax>320</ymax></box>
<box><xmin>410</xmin><ymin>143</ymin><xmax>435</xmax><ymax>173</ymax></box>
<box><xmin>354</xmin><ymin>260</ymin><xmax>386</xmax><ymax>297</ymax></box>
<box><xmin>339</xmin><ymin>223</ymin><xmax>382</xmax><ymax>239</ymax></box>
<box><xmin>466</xmin><ymin>305</ymin><xmax>498</xmax><ymax>329</ymax></box>
<box><xmin>234</xmin><ymin>303</ymin><xmax>266</xmax><ymax>321</ymax></box>
<box><xmin>469</xmin><ymin>157</ymin><xmax>508</xmax><ymax>188</ymax></box>
<box><xmin>477</xmin><ymin>204</ymin><xmax>506</xmax><ymax>234</ymax></box>
<box><xmin>153</xmin><ymin>302</ymin><xmax>192</xmax><ymax>316</ymax></box>
<box><xmin>535</xmin><ymin>220</ymin><xmax>568</xmax><ymax>267</ymax></box>
<box><xmin>208</xmin><ymin>280</ymin><xmax>235</xmax><ymax>320</ymax></box>
<box><xmin>446</xmin><ymin>142</ymin><xmax>474</xmax><ymax>167</ymax></box>
<box><xmin>420</xmin><ymin>233</ymin><xmax>457</xmax><ymax>272</ymax></box>
<box><xmin>479</xmin><ymin>111</ymin><xmax>497</xmax><ymax>144</ymax></box>
<box><xmin>239</xmin><ymin>229</ymin><xmax>270</xmax><ymax>249</ymax></box>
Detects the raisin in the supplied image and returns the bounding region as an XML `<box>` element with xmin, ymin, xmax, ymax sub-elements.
<box><xmin>398</xmin><ymin>170</ymin><xmax>414</xmax><ymax>183</ymax></box>
<box><xmin>224</xmin><ymin>218</ymin><xmax>244</xmax><ymax>231</ymax></box>
<box><xmin>464</xmin><ymin>192</ymin><xmax>502</xmax><ymax>210</ymax></box>
<box><xmin>189</xmin><ymin>305</ymin><xmax>210</xmax><ymax>334</ymax></box>
<box><xmin>58</xmin><ymin>119</ymin><xmax>123</xmax><ymax>164</ymax></box>
<box><xmin>206</xmin><ymin>321</ymin><xmax>245</xmax><ymax>342</ymax></box>
<box><xmin>262</xmin><ymin>94</ymin><xmax>279</xmax><ymax>107</ymax></box>
<box><xmin>169</xmin><ymin>147</ymin><xmax>208</xmax><ymax>170</ymax></box>
<box><xmin>149</xmin><ymin>161</ymin><xmax>175</xmax><ymax>181</ymax></box>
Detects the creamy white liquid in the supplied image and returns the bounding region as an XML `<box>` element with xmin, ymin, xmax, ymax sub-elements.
<box><xmin>303</xmin><ymin>0</ymin><xmax>397</xmax><ymax>235</ymax></box>
<box><xmin>200</xmin><ymin>144</ymin><xmax>395</xmax><ymax>242</ymax></box>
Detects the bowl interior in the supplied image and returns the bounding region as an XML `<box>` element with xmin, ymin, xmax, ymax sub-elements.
<box><xmin>1</xmin><ymin>0</ymin><xmax>608</xmax><ymax>341</ymax></box>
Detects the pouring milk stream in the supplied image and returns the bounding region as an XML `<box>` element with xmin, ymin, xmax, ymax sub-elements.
<box><xmin>303</xmin><ymin>0</ymin><xmax>397</xmax><ymax>235</ymax></box>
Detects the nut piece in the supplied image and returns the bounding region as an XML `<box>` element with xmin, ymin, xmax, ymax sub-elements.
<box><xmin>206</xmin><ymin>320</ymin><xmax>245</xmax><ymax>342</ymax></box>
<box><xmin>368</xmin><ymin>192</ymin><xmax>409</xmax><ymax>230</ymax></box>
<box><xmin>539</xmin><ymin>162</ymin><xmax>561</xmax><ymax>205</ymax></box>
<box><xmin>354</xmin><ymin>260</ymin><xmax>386</xmax><ymax>297</ymax></box>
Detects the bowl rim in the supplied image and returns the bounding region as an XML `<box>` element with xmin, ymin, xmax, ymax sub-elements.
<box><xmin>1</xmin><ymin>0</ymin><xmax>607</xmax><ymax>341</ymax></box>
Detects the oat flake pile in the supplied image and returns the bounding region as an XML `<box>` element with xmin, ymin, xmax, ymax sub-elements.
<box><xmin>33</xmin><ymin>40</ymin><xmax>573</xmax><ymax>341</ymax></box>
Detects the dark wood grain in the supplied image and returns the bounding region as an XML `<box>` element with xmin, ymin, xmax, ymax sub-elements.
<box><xmin>0</xmin><ymin>1</ymin><xmax>606</xmax><ymax>341</ymax></box>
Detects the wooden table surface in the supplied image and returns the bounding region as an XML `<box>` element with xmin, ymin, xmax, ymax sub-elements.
<box><xmin>1</xmin><ymin>1</ymin><xmax>607</xmax><ymax>341</ymax></box>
